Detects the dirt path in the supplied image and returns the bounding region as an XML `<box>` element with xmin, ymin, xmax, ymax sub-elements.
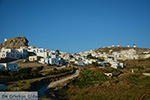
<box><xmin>38</xmin><ymin>68</ymin><xmax>79</xmax><ymax>98</ymax></box>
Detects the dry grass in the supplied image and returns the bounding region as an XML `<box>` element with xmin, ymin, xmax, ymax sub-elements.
<box><xmin>124</xmin><ymin>59</ymin><xmax>150</xmax><ymax>74</ymax></box>
<box><xmin>18</xmin><ymin>62</ymin><xmax>47</xmax><ymax>68</ymax></box>
<box><xmin>10</xmin><ymin>59</ymin><xmax>47</xmax><ymax>68</ymax></box>
<box><xmin>54</xmin><ymin>66</ymin><xmax>150</xmax><ymax>100</ymax></box>
<box><xmin>7</xmin><ymin>77</ymin><xmax>44</xmax><ymax>91</ymax></box>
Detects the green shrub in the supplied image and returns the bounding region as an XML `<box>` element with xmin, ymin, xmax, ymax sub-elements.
<box><xmin>49</xmin><ymin>68</ymin><xmax>72</xmax><ymax>75</ymax></box>
<box><xmin>53</xmin><ymin>68</ymin><xmax>58</xmax><ymax>71</ymax></box>
<box><xmin>126</xmin><ymin>74</ymin><xmax>139</xmax><ymax>84</ymax></box>
<box><xmin>71</xmin><ymin>69</ymin><xmax>108</xmax><ymax>88</ymax></box>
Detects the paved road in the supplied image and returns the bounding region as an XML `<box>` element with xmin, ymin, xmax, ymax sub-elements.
<box><xmin>38</xmin><ymin>67</ymin><xmax>79</xmax><ymax>98</ymax></box>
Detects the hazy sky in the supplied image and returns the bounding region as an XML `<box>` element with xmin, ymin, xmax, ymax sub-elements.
<box><xmin>0</xmin><ymin>0</ymin><xmax>150</xmax><ymax>53</ymax></box>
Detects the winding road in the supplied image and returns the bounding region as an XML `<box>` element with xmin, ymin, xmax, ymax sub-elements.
<box><xmin>38</xmin><ymin>67</ymin><xmax>79</xmax><ymax>97</ymax></box>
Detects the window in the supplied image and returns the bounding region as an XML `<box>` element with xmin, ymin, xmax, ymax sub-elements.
<box><xmin>33</xmin><ymin>58</ymin><xmax>35</xmax><ymax>61</ymax></box>
<box><xmin>2</xmin><ymin>54</ymin><xmax>5</xmax><ymax>57</ymax></box>
<box><xmin>33</xmin><ymin>50</ymin><xmax>36</xmax><ymax>52</ymax></box>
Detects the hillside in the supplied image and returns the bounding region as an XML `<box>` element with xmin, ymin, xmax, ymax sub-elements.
<box><xmin>94</xmin><ymin>47</ymin><xmax>150</xmax><ymax>54</ymax></box>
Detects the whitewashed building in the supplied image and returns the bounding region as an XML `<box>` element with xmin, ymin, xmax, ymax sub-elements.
<box><xmin>0</xmin><ymin>47</ymin><xmax>27</xmax><ymax>59</ymax></box>
<box><xmin>75</xmin><ymin>60</ymin><xmax>84</xmax><ymax>66</ymax></box>
<box><xmin>36</xmin><ymin>52</ymin><xmax>49</xmax><ymax>58</ymax></box>
<box><xmin>28</xmin><ymin>47</ymin><xmax>49</xmax><ymax>58</ymax></box>
<box><xmin>16</xmin><ymin>46</ymin><xmax>28</xmax><ymax>58</ymax></box>
<box><xmin>38</xmin><ymin>51</ymin><xmax>64</xmax><ymax>65</ymax></box>
<box><xmin>145</xmin><ymin>54</ymin><xmax>150</xmax><ymax>58</ymax></box>
<box><xmin>28</xmin><ymin>47</ymin><xmax>45</xmax><ymax>53</ymax></box>
<box><xmin>29</xmin><ymin>56</ymin><xmax>40</xmax><ymax>61</ymax></box>
<box><xmin>110</xmin><ymin>62</ymin><xmax>123</xmax><ymax>69</ymax></box>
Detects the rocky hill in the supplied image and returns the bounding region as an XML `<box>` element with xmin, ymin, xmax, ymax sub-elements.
<box><xmin>0</xmin><ymin>36</ymin><xmax>28</xmax><ymax>49</ymax></box>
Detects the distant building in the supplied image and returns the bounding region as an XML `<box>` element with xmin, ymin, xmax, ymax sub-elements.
<box><xmin>28</xmin><ymin>47</ymin><xmax>45</xmax><ymax>53</ymax></box>
<box><xmin>110</xmin><ymin>62</ymin><xmax>123</xmax><ymax>69</ymax></box>
<box><xmin>75</xmin><ymin>60</ymin><xmax>84</xmax><ymax>66</ymax></box>
<box><xmin>28</xmin><ymin>47</ymin><xmax>49</xmax><ymax>58</ymax></box>
<box><xmin>0</xmin><ymin>47</ymin><xmax>27</xmax><ymax>59</ymax></box>
<box><xmin>127</xmin><ymin>45</ymin><xmax>130</xmax><ymax>47</ymax></box>
<box><xmin>145</xmin><ymin>54</ymin><xmax>150</xmax><ymax>58</ymax></box>
<box><xmin>117</xmin><ymin>44</ymin><xmax>120</xmax><ymax>47</ymax></box>
<box><xmin>133</xmin><ymin>44</ymin><xmax>136</xmax><ymax>48</ymax></box>
<box><xmin>112</xmin><ymin>44</ymin><xmax>114</xmax><ymax>47</ymax></box>
<box><xmin>104</xmin><ymin>73</ymin><xmax>113</xmax><ymax>77</ymax></box>
<box><xmin>29</xmin><ymin>56</ymin><xmax>40</xmax><ymax>61</ymax></box>
<box><xmin>4</xmin><ymin>38</ymin><xmax>8</xmax><ymax>42</ymax></box>
<box><xmin>0</xmin><ymin>63</ymin><xmax>19</xmax><ymax>71</ymax></box>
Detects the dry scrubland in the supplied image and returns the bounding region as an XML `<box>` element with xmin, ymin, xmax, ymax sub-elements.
<box><xmin>11</xmin><ymin>59</ymin><xmax>47</xmax><ymax>68</ymax></box>
<box><xmin>53</xmin><ymin>58</ymin><xmax>150</xmax><ymax>100</ymax></box>
<box><xmin>2</xmin><ymin>54</ymin><xmax>150</xmax><ymax>100</ymax></box>
<box><xmin>54</xmin><ymin>71</ymin><xmax>150</xmax><ymax>100</ymax></box>
<box><xmin>0</xmin><ymin>60</ymin><xmax>73</xmax><ymax>93</ymax></box>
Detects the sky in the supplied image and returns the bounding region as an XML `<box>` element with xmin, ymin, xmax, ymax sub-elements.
<box><xmin>0</xmin><ymin>0</ymin><xmax>150</xmax><ymax>53</ymax></box>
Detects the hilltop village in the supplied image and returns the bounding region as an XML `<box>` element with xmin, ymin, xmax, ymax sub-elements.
<box><xmin>0</xmin><ymin>37</ymin><xmax>150</xmax><ymax>71</ymax></box>
<box><xmin>0</xmin><ymin>36</ymin><xmax>150</xmax><ymax>100</ymax></box>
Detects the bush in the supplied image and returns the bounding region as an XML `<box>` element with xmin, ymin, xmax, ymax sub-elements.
<box><xmin>19</xmin><ymin>68</ymin><xmax>32</xmax><ymax>73</ymax></box>
<box><xmin>71</xmin><ymin>70</ymin><xmax>108</xmax><ymax>88</ymax></box>
<box><xmin>47</xmin><ymin>64</ymin><xmax>51</xmax><ymax>66</ymax></box>
<box><xmin>92</xmin><ymin>62</ymin><xmax>101</xmax><ymax>67</ymax></box>
<box><xmin>49</xmin><ymin>68</ymin><xmax>72</xmax><ymax>75</ymax></box>
<box><xmin>126</xmin><ymin>74</ymin><xmax>139</xmax><ymax>84</ymax></box>
<box><xmin>54</xmin><ymin>68</ymin><xmax>58</xmax><ymax>71</ymax></box>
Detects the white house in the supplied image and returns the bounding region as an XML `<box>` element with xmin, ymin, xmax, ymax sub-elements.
<box><xmin>38</xmin><ymin>58</ymin><xmax>45</xmax><ymax>64</ymax></box>
<box><xmin>145</xmin><ymin>54</ymin><xmax>150</xmax><ymax>58</ymax></box>
<box><xmin>0</xmin><ymin>48</ymin><xmax>17</xmax><ymax>59</ymax></box>
<box><xmin>28</xmin><ymin>47</ymin><xmax>45</xmax><ymax>53</ymax></box>
<box><xmin>113</xmin><ymin>52</ymin><xmax>120</xmax><ymax>58</ymax></box>
<box><xmin>104</xmin><ymin>73</ymin><xmax>113</xmax><ymax>77</ymax></box>
<box><xmin>62</xmin><ymin>53</ymin><xmax>70</xmax><ymax>62</ymax></box>
<box><xmin>38</xmin><ymin>52</ymin><xmax>63</xmax><ymax>65</ymax></box>
<box><xmin>28</xmin><ymin>47</ymin><xmax>49</xmax><ymax>58</ymax></box>
<box><xmin>83</xmin><ymin>59</ymin><xmax>90</xmax><ymax>65</ymax></box>
<box><xmin>75</xmin><ymin>60</ymin><xmax>84</xmax><ymax>66</ymax></box>
<box><xmin>39</xmin><ymin>57</ymin><xmax>61</xmax><ymax>65</ymax></box>
<box><xmin>36</xmin><ymin>52</ymin><xmax>49</xmax><ymax>58</ymax></box>
<box><xmin>29</xmin><ymin>56</ymin><xmax>40</xmax><ymax>61</ymax></box>
<box><xmin>16</xmin><ymin>46</ymin><xmax>28</xmax><ymax>58</ymax></box>
<box><xmin>0</xmin><ymin>63</ymin><xmax>19</xmax><ymax>71</ymax></box>
<box><xmin>111</xmin><ymin>62</ymin><xmax>119</xmax><ymax>69</ymax></box>
<box><xmin>0</xmin><ymin>47</ymin><xmax>27</xmax><ymax>59</ymax></box>
<box><xmin>110</xmin><ymin>62</ymin><xmax>123</xmax><ymax>69</ymax></box>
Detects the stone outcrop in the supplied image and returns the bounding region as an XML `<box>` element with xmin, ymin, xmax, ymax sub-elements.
<box><xmin>2</xmin><ymin>36</ymin><xmax>28</xmax><ymax>49</ymax></box>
